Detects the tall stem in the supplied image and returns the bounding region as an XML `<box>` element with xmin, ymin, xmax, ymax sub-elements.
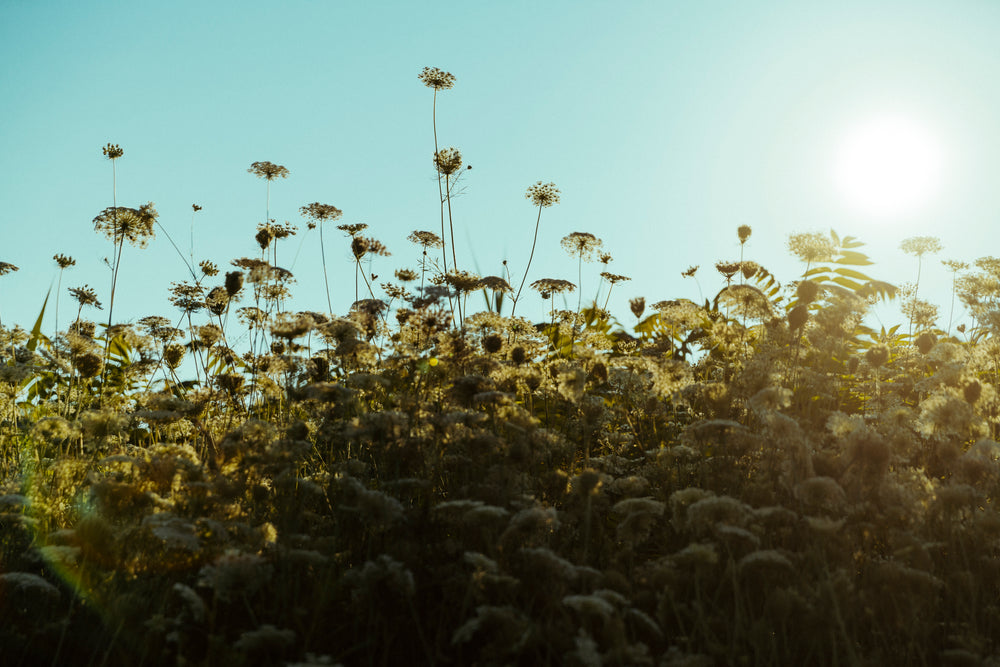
<box><xmin>320</xmin><ymin>223</ymin><xmax>332</xmax><ymax>314</ymax></box>
<box><xmin>511</xmin><ymin>205</ymin><xmax>543</xmax><ymax>318</ymax></box>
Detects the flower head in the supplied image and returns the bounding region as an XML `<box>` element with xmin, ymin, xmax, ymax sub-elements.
<box><xmin>0</xmin><ymin>262</ymin><xmax>20</xmax><ymax>276</ymax></box>
<box><xmin>300</xmin><ymin>202</ymin><xmax>343</xmax><ymax>222</ymax></box>
<box><xmin>787</xmin><ymin>232</ymin><xmax>835</xmax><ymax>264</ymax></box>
<box><xmin>418</xmin><ymin>66</ymin><xmax>456</xmax><ymax>90</ymax></box>
<box><xmin>92</xmin><ymin>203</ymin><xmax>158</xmax><ymax>247</ymax></box>
<box><xmin>530</xmin><ymin>278</ymin><xmax>575</xmax><ymax>296</ymax></box>
<box><xmin>738</xmin><ymin>225</ymin><xmax>752</xmax><ymax>244</ymax></box>
<box><xmin>407</xmin><ymin>230</ymin><xmax>444</xmax><ymax>249</ymax></box>
<box><xmin>69</xmin><ymin>285</ymin><xmax>102</xmax><ymax>309</ymax></box>
<box><xmin>525</xmin><ymin>181</ymin><xmax>560</xmax><ymax>207</ymax></box>
<box><xmin>434</xmin><ymin>148</ymin><xmax>463</xmax><ymax>176</ymax></box>
<box><xmin>900</xmin><ymin>235</ymin><xmax>943</xmax><ymax>258</ymax></box>
<box><xmin>247</xmin><ymin>161</ymin><xmax>289</xmax><ymax>181</ymax></box>
<box><xmin>102</xmin><ymin>143</ymin><xmax>123</xmax><ymax>160</ymax></box>
<box><xmin>54</xmin><ymin>254</ymin><xmax>76</xmax><ymax>269</ymax></box>
<box><xmin>560</xmin><ymin>232</ymin><xmax>603</xmax><ymax>261</ymax></box>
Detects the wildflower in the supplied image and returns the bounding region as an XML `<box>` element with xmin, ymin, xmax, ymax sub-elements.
<box><xmin>300</xmin><ymin>202</ymin><xmax>343</xmax><ymax>222</ymax></box>
<box><xmin>478</xmin><ymin>275</ymin><xmax>512</xmax><ymax>292</ymax></box>
<box><xmin>247</xmin><ymin>161</ymin><xmax>289</xmax><ymax>180</ymax></box>
<box><xmin>225</xmin><ymin>270</ymin><xmax>244</xmax><ymax>297</ymax></box>
<box><xmin>68</xmin><ymin>286</ymin><xmax>103</xmax><ymax>309</ymax></box>
<box><xmin>92</xmin><ymin>202</ymin><xmax>158</xmax><ymax>247</ymax></box>
<box><xmin>796</xmin><ymin>279</ymin><xmax>821</xmax><ymax>304</ymax></box>
<box><xmin>865</xmin><ymin>343</ymin><xmax>889</xmax><ymax>368</ymax></box>
<box><xmin>199</xmin><ymin>260</ymin><xmax>218</xmax><ymax>277</ymax></box>
<box><xmin>900</xmin><ymin>235</ymin><xmax>943</xmax><ymax>257</ymax></box>
<box><xmin>525</xmin><ymin>181</ymin><xmax>560</xmax><ymax>207</ymax></box>
<box><xmin>530</xmin><ymin>278</ymin><xmax>575</xmax><ymax>295</ymax></box>
<box><xmin>0</xmin><ymin>262</ymin><xmax>19</xmax><ymax>276</ymax></box>
<box><xmin>53</xmin><ymin>254</ymin><xmax>75</xmax><ymax>269</ymax></box>
<box><xmin>629</xmin><ymin>296</ymin><xmax>645</xmax><ymax>319</ymax></box>
<box><xmin>418</xmin><ymin>66</ymin><xmax>456</xmax><ymax>90</ymax></box>
<box><xmin>787</xmin><ymin>232</ymin><xmax>835</xmax><ymax>264</ymax></box>
<box><xmin>682</xmin><ymin>265</ymin><xmax>699</xmax><ymax>278</ymax></box>
<box><xmin>788</xmin><ymin>304</ymin><xmax>809</xmax><ymax>330</ymax></box>
<box><xmin>445</xmin><ymin>270</ymin><xmax>481</xmax><ymax>293</ymax></box>
<box><xmin>205</xmin><ymin>286</ymin><xmax>229</xmax><ymax>315</ymax></box>
<box><xmin>600</xmin><ymin>271</ymin><xmax>630</xmax><ymax>285</ymax></box>
<box><xmin>715</xmin><ymin>260</ymin><xmax>741</xmax><ymax>281</ymax></box>
<box><xmin>915</xmin><ymin>331</ymin><xmax>936</xmax><ymax>354</ymax></box>
<box><xmin>192</xmin><ymin>204</ymin><xmax>202</xmax><ymax>212</ymax></box>
<box><xmin>434</xmin><ymin>147</ymin><xmax>463</xmax><ymax>175</ymax></box>
<box><xmin>407</xmin><ymin>229</ymin><xmax>443</xmax><ymax>248</ymax></box>
<box><xmin>338</xmin><ymin>222</ymin><xmax>368</xmax><ymax>237</ymax></box>
<box><xmin>560</xmin><ymin>231</ymin><xmax>603</xmax><ymax>261</ymax></box>
<box><xmin>101</xmin><ymin>143</ymin><xmax>123</xmax><ymax>160</ymax></box>
<box><xmin>738</xmin><ymin>224</ymin><xmax>752</xmax><ymax>244</ymax></box>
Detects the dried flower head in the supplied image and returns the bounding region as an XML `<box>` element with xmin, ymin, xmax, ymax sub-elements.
<box><xmin>942</xmin><ymin>259</ymin><xmax>969</xmax><ymax>273</ymax></box>
<box><xmin>199</xmin><ymin>260</ymin><xmax>218</xmax><ymax>277</ymax></box>
<box><xmin>53</xmin><ymin>254</ymin><xmax>76</xmax><ymax>269</ymax></box>
<box><xmin>407</xmin><ymin>230</ymin><xmax>444</xmax><ymax>249</ymax></box>
<box><xmin>530</xmin><ymin>278</ymin><xmax>575</xmax><ymax>295</ymax></box>
<box><xmin>630</xmin><ymin>296</ymin><xmax>646</xmax><ymax>319</ymax></box>
<box><xmin>738</xmin><ymin>225</ymin><xmax>752</xmax><ymax>244</ymax></box>
<box><xmin>337</xmin><ymin>223</ymin><xmax>368</xmax><ymax>237</ymax></box>
<box><xmin>102</xmin><ymin>143</ymin><xmax>123</xmax><ymax>160</ymax></box>
<box><xmin>394</xmin><ymin>268</ymin><xmax>419</xmax><ymax>282</ymax></box>
<box><xmin>525</xmin><ymin>181</ymin><xmax>561</xmax><ymax>207</ymax></box>
<box><xmin>787</xmin><ymin>232</ymin><xmax>835</xmax><ymax>264</ymax></box>
<box><xmin>715</xmin><ymin>261</ymin><xmax>742</xmax><ymax>280</ymax></box>
<box><xmin>300</xmin><ymin>202</ymin><xmax>343</xmax><ymax>222</ymax></box>
<box><xmin>418</xmin><ymin>66</ymin><xmax>456</xmax><ymax>90</ymax></box>
<box><xmin>0</xmin><ymin>262</ymin><xmax>19</xmax><ymax>276</ymax></box>
<box><xmin>92</xmin><ymin>203</ymin><xmax>158</xmax><ymax>247</ymax></box>
<box><xmin>560</xmin><ymin>232</ymin><xmax>603</xmax><ymax>261</ymax></box>
<box><xmin>478</xmin><ymin>275</ymin><xmax>513</xmax><ymax>293</ymax></box>
<box><xmin>682</xmin><ymin>265</ymin><xmax>699</xmax><ymax>278</ymax></box>
<box><xmin>900</xmin><ymin>236</ymin><xmax>943</xmax><ymax>257</ymax></box>
<box><xmin>68</xmin><ymin>286</ymin><xmax>103</xmax><ymax>309</ymax></box>
<box><xmin>192</xmin><ymin>204</ymin><xmax>202</xmax><ymax>212</ymax></box>
<box><xmin>248</xmin><ymin>161</ymin><xmax>289</xmax><ymax>180</ymax></box>
<box><xmin>434</xmin><ymin>148</ymin><xmax>463</xmax><ymax>176</ymax></box>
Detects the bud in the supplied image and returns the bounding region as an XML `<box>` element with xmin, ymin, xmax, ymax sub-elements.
<box><xmin>865</xmin><ymin>344</ymin><xmax>889</xmax><ymax>368</ymax></box>
<box><xmin>630</xmin><ymin>297</ymin><xmax>646</xmax><ymax>319</ymax></box>
<box><xmin>788</xmin><ymin>304</ymin><xmax>809</xmax><ymax>331</ymax></box>
<box><xmin>915</xmin><ymin>332</ymin><xmax>936</xmax><ymax>355</ymax></box>
<box><xmin>738</xmin><ymin>225</ymin><xmax>752</xmax><ymax>244</ymax></box>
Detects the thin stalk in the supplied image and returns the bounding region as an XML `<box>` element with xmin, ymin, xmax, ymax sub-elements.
<box><xmin>320</xmin><ymin>223</ymin><xmax>332</xmax><ymax>314</ymax></box>
<box><xmin>511</xmin><ymin>205</ymin><xmax>543</xmax><ymax>318</ymax></box>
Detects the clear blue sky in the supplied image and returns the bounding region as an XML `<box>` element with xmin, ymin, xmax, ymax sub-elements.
<box><xmin>3</xmin><ymin>0</ymin><xmax>1000</xmax><ymax>334</ymax></box>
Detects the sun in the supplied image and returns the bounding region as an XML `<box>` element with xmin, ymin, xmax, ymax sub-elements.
<box><xmin>832</xmin><ymin>113</ymin><xmax>945</xmax><ymax>219</ymax></box>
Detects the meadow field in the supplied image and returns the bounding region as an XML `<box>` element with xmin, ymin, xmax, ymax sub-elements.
<box><xmin>3</xmin><ymin>68</ymin><xmax>1000</xmax><ymax>666</ymax></box>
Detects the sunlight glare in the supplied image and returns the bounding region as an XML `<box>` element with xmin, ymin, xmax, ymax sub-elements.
<box><xmin>833</xmin><ymin>113</ymin><xmax>944</xmax><ymax>219</ymax></box>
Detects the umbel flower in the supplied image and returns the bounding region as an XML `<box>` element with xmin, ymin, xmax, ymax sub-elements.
<box><xmin>407</xmin><ymin>230</ymin><xmax>444</xmax><ymax>249</ymax></box>
<box><xmin>300</xmin><ymin>202</ymin><xmax>343</xmax><ymax>222</ymax></box>
<box><xmin>54</xmin><ymin>254</ymin><xmax>76</xmax><ymax>269</ymax></box>
<box><xmin>247</xmin><ymin>161</ymin><xmax>289</xmax><ymax>181</ymax></box>
<box><xmin>530</xmin><ymin>278</ymin><xmax>575</xmax><ymax>296</ymax></box>
<box><xmin>525</xmin><ymin>181</ymin><xmax>561</xmax><ymax>207</ymax></box>
<box><xmin>560</xmin><ymin>232</ymin><xmax>602</xmax><ymax>262</ymax></box>
<box><xmin>434</xmin><ymin>148</ymin><xmax>463</xmax><ymax>176</ymax></box>
<box><xmin>69</xmin><ymin>286</ymin><xmax>103</xmax><ymax>309</ymax></box>
<box><xmin>102</xmin><ymin>143</ymin><xmax>123</xmax><ymax>160</ymax></box>
<box><xmin>92</xmin><ymin>202</ymin><xmax>158</xmax><ymax>247</ymax></box>
<box><xmin>418</xmin><ymin>66</ymin><xmax>456</xmax><ymax>90</ymax></box>
<box><xmin>0</xmin><ymin>262</ymin><xmax>18</xmax><ymax>276</ymax></box>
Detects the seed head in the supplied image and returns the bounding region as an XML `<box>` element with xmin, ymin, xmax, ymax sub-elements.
<box><xmin>865</xmin><ymin>344</ymin><xmax>890</xmax><ymax>368</ymax></box>
<box><xmin>338</xmin><ymin>223</ymin><xmax>369</xmax><ymax>237</ymax></box>
<box><xmin>788</xmin><ymin>304</ymin><xmax>809</xmax><ymax>331</ymax></box>
<box><xmin>54</xmin><ymin>254</ymin><xmax>76</xmax><ymax>269</ymax></box>
<box><xmin>247</xmin><ymin>161</ymin><xmax>289</xmax><ymax>181</ymax></box>
<box><xmin>433</xmin><ymin>148</ymin><xmax>463</xmax><ymax>176</ymax></box>
<box><xmin>102</xmin><ymin>143</ymin><xmax>123</xmax><ymax>160</ymax></box>
<box><xmin>0</xmin><ymin>262</ymin><xmax>19</xmax><ymax>276</ymax></box>
<box><xmin>69</xmin><ymin>285</ymin><xmax>103</xmax><ymax>310</ymax></box>
<box><xmin>682</xmin><ymin>265</ymin><xmax>699</xmax><ymax>278</ymax></box>
<box><xmin>530</xmin><ymin>278</ymin><xmax>575</xmax><ymax>296</ymax></box>
<box><xmin>394</xmin><ymin>268</ymin><xmax>419</xmax><ymax>282</ymax></box>
<box><xmin>715</xmin><ymin>261</ymin><xmax>741</xmax><ymax>280</ymax></box>
<box><xmin>525</xmin><ymin>181</ymin><xmax>561</xmax><ymax>207</ymax></box>
<box><xmin>92</xmin><ymin>203</ymin><xmax>158</xmax><ymax>247</ymax></box>
<box><xmin>630</xmin><ymin>297</ymin><xmax>646</xmax><ymax>319</ymax></box>
<box><xmin>300</xmin><ymin>202</ymin><xmax>343</xmax><ymax>222</ymax></box>
<box><xmin>900</xmin><ymin>236</ymin><xmax>943</xmax><ymax>257</ymax></box>
<box><xmin>225</xmin><ymin>271</ymin><xmax>244</xmax><ymax>297</ymax></box>
<box><xmin>738</xmin><ymin>225</ymin><xmax>752</xmax><ymax>244</ymax></box>
<box><xmin>787</xmin><ymin>232</ymin><xmax>835</xmax><ymax>264</ymax></box>
<box><xmin>418</xmin><ymin>66</ymin><xmax>456</xmax><ymax>90</ymax></box>
<box><xmin>560</xmin><ymin>232</ymin><xmax>603</xmax><ymax>261</ymax></box>
<box><xmin>192</xmin><ymin>204</ymin><xmax>202</xmax><ymax>212</ymax></box>
<box><xmin>407</xmin><ymin>230</ymin><xmax>443</xmax><ymax>249</ymax></box>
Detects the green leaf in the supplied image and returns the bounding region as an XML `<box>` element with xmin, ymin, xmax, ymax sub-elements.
<box><xmin>26</xmin><ymin>288</ymin><xmax>51</xmax><ymax>353</ymax></box>
<box><xmin>835</xmin><ymin>251</ymin><xmax>875</xmax><ymax>266</ymax></box>
<box><xmin>834</xmin><ymin>267</ymin><xmax>875</xmax><ymax>282</ymax></box>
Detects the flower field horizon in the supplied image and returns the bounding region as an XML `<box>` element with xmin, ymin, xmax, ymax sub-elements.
<box><xmin>4</xmin><ymin>66</ymin><xmax>1000</xmax><ymax>666</ymax></box>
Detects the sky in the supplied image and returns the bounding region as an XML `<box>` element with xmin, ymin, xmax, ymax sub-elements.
<box><xmin>3</xmin><ymin>0</ymin><xmax>1000</xmax><ymax>339</ymax></box>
